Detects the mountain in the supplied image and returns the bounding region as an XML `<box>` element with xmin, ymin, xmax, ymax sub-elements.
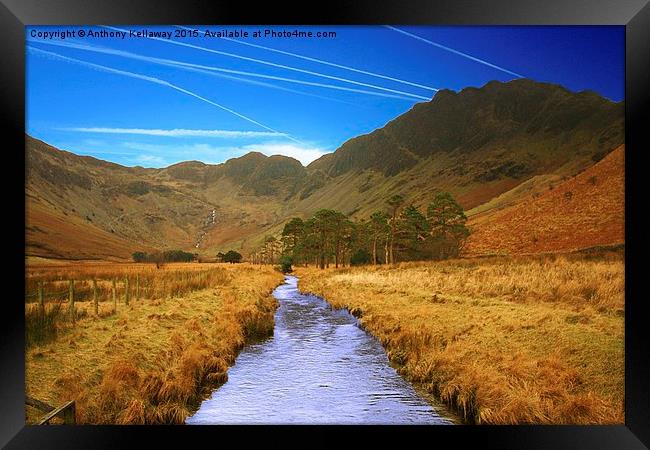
<box><xmin>25</xmin><ymin>137</ymin><xmax>296</xmax><ymax>259</ymax></box>
<box><xmin>25</xmin><ymin>79</ymin><xmax>624</xmax><ymax>260</ymax></box>
<box><xmin>303</xmin><ymin>79</ymin><xmax>622</xmax><ymax>211</ymax></box>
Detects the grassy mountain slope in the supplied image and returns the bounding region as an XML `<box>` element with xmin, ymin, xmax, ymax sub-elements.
<box><xmin>26</xmin><ymin>198</ymin><xmax>150</xmax><ymax>260</ymax></box>
<box><xmin>464</xmin><ymin>145</ymin><xmax>625</xmax><ymax>256</ymax></box>
<box><xmin>26</xmin><ymin>137</ymin><xmax>295</xmax><ymax>258</ymax></box>
<box><xmin>25</xmin><ymin>79</ymin><xmax>624</xmax><ymax>259</ymax></box>
<box><xmin>303</xmin><ymin>79</ymin><xmax>622</xmax><ymax>210</ymax></box>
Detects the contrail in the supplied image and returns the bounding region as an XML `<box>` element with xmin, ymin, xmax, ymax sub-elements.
<box><xmin>29</xmin><ymin>40</ymin><xmax>360</xmax><ymax>106</ymax></box>
<box><xmin>162</xmin><ymin>62</ymin><xmax>365</xmax><ymax>106</ymax></box>
<box><xmin>174</xmin><ymin>25</ymin><xmax>439</xmax><ymax>92</ymax></box>
<box><xmin>58</xmin><ymin>127</ymin><xmax>285</xmax><ymax>138</ymax></box>
<box><xmin>173</xmin><ymin>61</ymin><xmax>410</xmax><ymax>101</ymax></box>
<box><xmin>30</xmin><ymin>39</ymin><xmax>421</xmax><ymax>101</ymax></box>
<box><xmin>27</xmin><ymin>46</ymin><xmax>304</xmax><ymax>144</ymax></box>
<box><xmin>102</xmin><ymin>26</ymin><xmax>429</xmax><ymax>100</ymax></box>
<box><xmin>161</xmin><ymin>57</ymin><xmax>421</xmax><ymax>101</ymax></box>
<box><xmin>385</xmin><ymin>26</ymin><xmax>524</xmax><ymax>78</ymax></box>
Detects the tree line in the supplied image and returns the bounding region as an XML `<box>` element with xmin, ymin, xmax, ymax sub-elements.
<box><xmin>132</xmin><ymin>250</ymin><xmax>196</xmax><ymax>263</ymax></box>
<box><xmin>132</xmin><ymin>249</ymin><xmax>246</xmax><ymax>264</ymax></box>
<box><xmin>216</xmin><ymin>250</ymin><xmax>243</xmax><ymax>263</ymax></box>
<box><xmin>251</xmin><ymin>191</ymin><xmax>470</xmax><ymax>269</ymax></box>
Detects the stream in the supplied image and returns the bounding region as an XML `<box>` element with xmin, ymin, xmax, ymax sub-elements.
<box><xmin>186</xmin><ymin>275</ymin><xmax>454</xmax><ymax>424</ymax></box>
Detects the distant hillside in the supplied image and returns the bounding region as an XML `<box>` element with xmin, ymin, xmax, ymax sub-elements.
<box><xmin>25</xmin><ymin>78</ymin><xmax>624</xmax><ymax>260</ymax></box>
<box><xmin>304</xmin><ymin>78</ymin><xmax>623</xmax><ymax>212</ymax></box>
<box><xmin>26</xmin><ymin>199</ymin><xmax>150</xmax><ymax>260</ymax></box>
<box><xmin>25</xmin><ymin>137</ymin><xmax>292</xmax><ymax>259</ymax></box>
<box><xmin>464</xmin><ymin>145</ymin><xmax>625</xmax><ymax>256</ymax></box>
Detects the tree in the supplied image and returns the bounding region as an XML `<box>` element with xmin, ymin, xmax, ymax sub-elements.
<box><xmin>151</xmin><ymin>252</ymin><xmax>164</xmax><ymax>268</ymax></box>
<box><xmin>281</xmin><ymin>218</ymin><xmax>305</xmax><ymax>263</ymax></box>
<box><xmin>223</xmin><ymin>250</ymin><xmax>243</xmax><ymax>263</ymax></box>
<box><xmin>216</xmin><ymin>251</ymin><xmax>225</xmax><ymax>262</ymax></box>
<box><xmin>263</xmin><ymin>236</ymin><xmax>281</xmax><ymax>264</ymax></box>
<box><xmin>397</xmin><ymin>205</ymin><xmax>431</xmax><ymax>260</ymax></box>
<box><xmin>132</xmin><ymin>250</ymin><xmax>194</xmax><ymax>263</ymax></box>
<box><xmin>350</xmin><ymin>248</ymin><xmax>371</xmax><ymax>266</ymax></box>
<box><xmin>330</xmin><ymin>211</ymin><xmax>349</xmax><ymax>268</ymax></box>
<box><xmin>278</xmin><ymin>255</ymin><xmax>293</xmax><ymax>273</ymax></box>
<box><xmin>426</xmin><ymin>192</ymin><xmax>470</xmax><ymax>259</ymax></box>
<box><xmin>300</xmin><ymin>218</ymin><xmax>320</xmax><ymax>266</ymax></box>
<box><xmin>312</xmin><ymin>209</ymin><xmax>340</xmax><ymax>269</ymax></box>
<box><xmin>162</xmin><ymin>249</ymin><xmax>195</xmax><ymax>262</ymax></box>
<box><xmin>267</xmin><ymin>197</ymin><xmax>469</xmax><ymax>269</ymax></box>
<box><xmin>369</xmin><ymin>211</ymin><xmax>390</xmax><ymax>264</ymax></box>
<box><xmin>347</xmin><ymin>219</ymin><xmax>369</xmax><ymax>267</ymax></box>
<box><xmin>387</xmin><ymin>194</ymin><xmax>405</xmax><ymax>264</ymax></box>
<box><xmin>132</xmin><ymin>251</ymin><xmax>147</xmax><ymax>263</ymax></box>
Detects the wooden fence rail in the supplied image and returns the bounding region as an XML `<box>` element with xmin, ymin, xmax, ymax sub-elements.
<box><xmin>26</xmin><ymin>396</ymin><xmax>76</xmax><ymax>425</ymax></box>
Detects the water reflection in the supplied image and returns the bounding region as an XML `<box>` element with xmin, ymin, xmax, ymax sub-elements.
<box><xmin>186</xmin><ymin>276</ymin><xmax>453</xmax><ymax>424</ymax></box>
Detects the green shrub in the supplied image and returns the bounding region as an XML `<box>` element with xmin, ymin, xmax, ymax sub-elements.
<box><xmin>278</xmin><ymin>255</ymin><xmax>293</xmax><ymax>273</ymax></box>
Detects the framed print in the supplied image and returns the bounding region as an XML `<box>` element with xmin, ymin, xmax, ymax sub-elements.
<box><xmin>1</xmin><ymin>0</ymin><xmax>648</xmax><ymax>448</ymax></box>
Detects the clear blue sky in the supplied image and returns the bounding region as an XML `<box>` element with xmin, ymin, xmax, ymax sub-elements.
<box><xmin>26</xmin><ymin>25</ymin><xmax>624</xmax><ymax>167</ymax></box>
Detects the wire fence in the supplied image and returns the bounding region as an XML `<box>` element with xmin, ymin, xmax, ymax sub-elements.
<box><xmin>25</xmin><ymin>268</ymin><xmax>231</xmax><ymax>346</ymax></box>
<box><xmin>25</xmin><ymin>277</ymin><xmax>138</xmax><ymax>347</ymax></box>
<box><xmin>24</xmin><ymin>276</ymin><xmax>141</xmax><ymax>334</ymax></box>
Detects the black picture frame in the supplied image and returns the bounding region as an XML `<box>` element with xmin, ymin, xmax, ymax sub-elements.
<box><xmin>2</xmin><ymin>1</ymin><xmax>648</xmax><ymax>448</ymax></box>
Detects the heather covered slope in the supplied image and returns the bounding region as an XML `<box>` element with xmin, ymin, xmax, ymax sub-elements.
<box><xmin>464</xmin><ymin>145</ymin><xmax>625</xmax><ymax>256</ymax></box>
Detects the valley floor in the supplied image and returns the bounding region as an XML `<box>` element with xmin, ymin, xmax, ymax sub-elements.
<box><xmin>296</xmin><ymin>253</ymin><xmax>624</xmax><ymax>424</ymax></box>
<box><xmin>25</xmin><ymin>263</ymin><xmax>284</xmax><ymax>424</ymax></box>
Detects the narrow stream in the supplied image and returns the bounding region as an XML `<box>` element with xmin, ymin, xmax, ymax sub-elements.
<box><xmin>186</xmin><ymin>275</ymin><xmax>454</xmax><ymax>424</ymax></box>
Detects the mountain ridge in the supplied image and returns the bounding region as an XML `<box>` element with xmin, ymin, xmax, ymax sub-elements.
<box><xmin>25</xmin><ymin>78</ymin><xmax>624</xmax><ymax>259</ymax></box>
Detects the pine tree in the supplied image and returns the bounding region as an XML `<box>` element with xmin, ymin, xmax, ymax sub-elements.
<box><xmin>387</xmin><ymin>194</ymin><xmax>405</xmax><ymax>264</ymax></box>
<box><xmin>426</xmin><ymin>192</ymin><xmax>470</xmax><ymax>259</ymax></box>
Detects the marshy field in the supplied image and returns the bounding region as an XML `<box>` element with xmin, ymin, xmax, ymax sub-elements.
<box><xmin>25</xmin><ymin>261</ymin><xmax>283</xmax><ymax>424</ymax></box>
<box><xmin>25</xmin><ymin>251</ymin><xmax>624</xmax><ymax>425</ymax></box>
<box><xmin>296</xmin><ymin>251</ymin><xmax>624</xmax><ymax>424</ymax></box>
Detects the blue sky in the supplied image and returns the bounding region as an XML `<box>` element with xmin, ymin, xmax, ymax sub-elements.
<box><xmin>26</xmin><ymin>25</ymin><xmax>624</xmax><ymax>167</ymax></box>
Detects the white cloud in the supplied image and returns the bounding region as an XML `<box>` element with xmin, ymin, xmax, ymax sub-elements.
<box><xmin>61</xmin><ymin>127</ymin><xmax>285</xmax><ymax>138</ymax></box>
<box><xmin>121</xmin><ymin>141</ymin><xmax>227</xmax><ymax>155</ymax></box>
<box><xmin>242</xmin><ymin>143</ymin><xmax>329</xmax><ymax>166</ymax></box>
<box><xmin>120</xmin><ymin>141</ymin><xmax>329</xmax><ymax>166</ymax></box>
<box><xmin>133</xmin><ymin>154</ymin><xmax>169</xmax><ymax>166</ymax></box>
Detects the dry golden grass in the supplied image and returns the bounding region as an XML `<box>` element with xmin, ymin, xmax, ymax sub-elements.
<box><xmin>26</xmin><ymin>261</ymin><xmax>237</xmax><ymax>304</ymax></box>
<box><xmin>25</xmin><ymin>262</ymin><xmax>284</xmax><ymax>424</ymax></box>
<box><xmin>296</xmin><ymin>253</ymin><xmax>624</xmax><ymax>424</ymax></box>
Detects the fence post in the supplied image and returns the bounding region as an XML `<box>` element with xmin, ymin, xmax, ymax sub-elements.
<box><xmin>38</xmin><ymin>282</ymin><xmax>44</xmax><ymax>317</ymax></box>
<box><xmin>136</xmin><ymin>274</ymin><xmax>140</xmax><ymax>301</ymax></box>
<box><xmin>125</xmin><ymin>277</ymin><xmax>130</xmax><ymax>306</ymax></box>
<box><xmin>112</xmin><ymin>278</ymin><xmax>117</xmax><ymax>314</ymax></box>
<box><xmin>93</xmin><ymin>279</ymin><xmax>98</xmax><ymax>316</ymax></box>
<box><xmin>69</xmin><ymin>280</ymin><xmax>75</xmax><ymax>325</ymax></box>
